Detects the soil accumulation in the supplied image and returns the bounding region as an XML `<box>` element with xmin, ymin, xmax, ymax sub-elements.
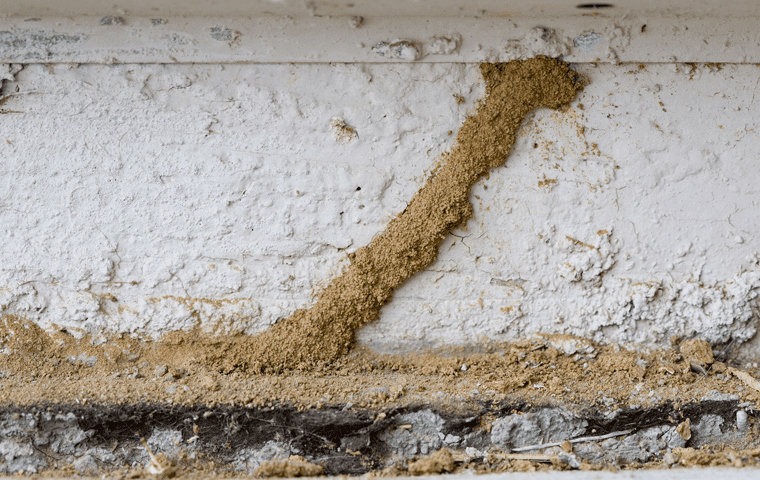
<box><xmin>2</xmin><ymin>312</ymin><xmax>760</xmax><ymax>414</ymax></box>
<box><xmin>3</xmin><ymin>315</ymin><xmax>760</xmax><ymax>475</ymax></box>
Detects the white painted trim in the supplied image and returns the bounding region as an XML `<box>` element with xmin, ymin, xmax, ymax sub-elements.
<box><xmin>0</xmin><ymin>0</ymin><xmax>756</xmax><ymax>20</ymax></box>
<box><xmin>2</xmin><ymin>15</ymin><xmax>760</xmax><ymax>64</ymax></box>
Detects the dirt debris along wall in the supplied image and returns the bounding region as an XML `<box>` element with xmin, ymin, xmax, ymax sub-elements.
<box><xmin>0</xmin><ymin>333</ymin><xmax>759</xmax><ymax>475</ymax></box>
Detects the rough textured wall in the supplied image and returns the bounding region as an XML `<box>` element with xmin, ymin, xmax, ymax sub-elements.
<box><xmin>2</xmin><ymin>60</ymin><xmax>760</xmax><ymax>354</ymax></box>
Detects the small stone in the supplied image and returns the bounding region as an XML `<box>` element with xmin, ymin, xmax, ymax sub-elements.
<box><xmin>558</xmin><ymin>451</ymin><xmax>581</xmax><ymax>469</ymax></box>
<box><xmin>465</xmin><ymin>447</ymin><xmax>481</xmax><ymax>457</ymax></box>
<box><xmin>72</xmin><ymin>454</ymin><xmax>99</xmax><ymax>475</ymax></box>
<box><xmin>676</xmin><ymin>419</ymin><xmax>691</xmax><ymax>441</ymax></box>
<box><xmin>663</xmin><ymin>451</ymin><xmax>678</xmax><ymax>465</ymax></box>
<box><xmin>154</xmin><ymin>365</ymin><xmax>168</xmax><ymax>377</ymax></box>
<box><xmin>736</xmin><ymin>410</ymin><xmax>748</xmax><ymax>431</ymax></box>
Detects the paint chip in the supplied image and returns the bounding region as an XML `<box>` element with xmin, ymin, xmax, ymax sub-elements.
<box><xmin>574</xmin><ymin>32</ymin><xmax>602</xmax><ymax>52</ymax></box>
<box><xmin>372</xmin><ymin>40</ymin><xmax>421</xmax><ymax>61</ymax></box>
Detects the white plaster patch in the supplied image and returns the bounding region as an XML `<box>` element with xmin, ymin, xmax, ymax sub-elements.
<box><xmin>501</xmin><ymin>26</ymin><xmax>572</xmax><ymax>61</ymax></box>
<box><xmin>556</xmin><ymin>231</ymin><xmax>617</xmax><ymax>285</ymax></box>
<box><xmin>426</xmin><ymin>34</ymin><xmax>462</xmax><ymax>55</ymax></box>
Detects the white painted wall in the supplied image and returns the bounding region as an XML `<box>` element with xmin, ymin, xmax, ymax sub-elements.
<box><xmin>4</xmin><ymin>0</ymin><xmax>760</xmax><ymax>19</ymax></box>
<box><xmin>2</xmin><ymin>11</ymin><xmax>760</xmax><ymax>356</ymax></box>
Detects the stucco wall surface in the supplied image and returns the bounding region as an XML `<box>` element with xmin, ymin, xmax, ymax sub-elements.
<box><xmin>2</xmin><ymin>60</ymin><xmax>760</xmax><ymax>354</ymax></box>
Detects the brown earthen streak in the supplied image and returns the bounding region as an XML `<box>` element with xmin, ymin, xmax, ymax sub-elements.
<box><xmin>226</xmin><ymin>57</ymin><xmax>584</xmax><ymax>372</ymax></box>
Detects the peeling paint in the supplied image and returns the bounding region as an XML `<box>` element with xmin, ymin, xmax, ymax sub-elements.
<box><xmin>427</xmin><ymin>34</ymin><xmax>462</xmax><ymax>55</ymax></box>
<box><xmin>372</xmin><ymin>40</ymin><xmax>421</xmax><ymax>60</ymax></box>
<box><xmin>573</xmin><ymin>31</ymin><xmax>602</xmax><ymax>52</ymax></box>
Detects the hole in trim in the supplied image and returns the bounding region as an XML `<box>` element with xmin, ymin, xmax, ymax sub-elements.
<box><xmin>576</xmin><ymin>3</ymin><xmax>614</xmax><ymax>8</ymax></box>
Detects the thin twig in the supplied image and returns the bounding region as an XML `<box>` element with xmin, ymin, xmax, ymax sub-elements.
<box><xmin>452</xmin><ymin>452</ymin><xmax>557</xmax><ymax>463</ymax></box>
<box><xmin>0</xmin><ymin>91</ymin><xmax>41</xmax><ymax>100</ymax></box>
<box><xmin>728</xmin><ymin>368</ymin><xmax>760</xmax><ymax>393</ymax></box>
<box><xmin>493</xmin><ymin>453</ymin><xmax>557</xmax><ymax>462</ymax></box>
<box><xmin>511</xmin><ymin>429</ymin><xmax>632</xmax><ymax>452</ymax></box>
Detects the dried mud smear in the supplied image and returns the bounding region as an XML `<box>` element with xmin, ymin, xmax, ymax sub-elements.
<box><xmin>221</xmin><ymin>57</ymin><xmax>584</xmax><ymax>372</ymax></box>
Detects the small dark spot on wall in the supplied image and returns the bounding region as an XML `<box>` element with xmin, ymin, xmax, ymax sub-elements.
<box><xmin>24</xmin><ymin>18</ymin><xmax>41</xmax><ymax>22</ymax></box>
<box><xmin>576</xmin><ymin>3</ymin><xmax>614</xmax><ymax>8</ymax></box>
<box><xmin>99</xmin><ymin>16</ymin><xmax>125</xmax><ymax>26</ymax></box>
<box><xmin>537</xmin><ymin>26</ymin><xmax>552</xmax><ymax>42</ymax></box>
<box><xmin>356</xmin><ymin>187</ymin><xmax>361</xmax><ymax>191</ymax></box>
<box><xmin>0</xmin><ymin>31</ymin><xmax>85</xmax><ymax>56</ymax></box>
<box><xmin>210</xmin><ymin>26</ymin><xmax>240</xmax><ymax>42</ymax></box>
<box><xmin>151</xmin><ymin>19</ymin><xmax>168</xmax><ymax>26</ymax></box>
